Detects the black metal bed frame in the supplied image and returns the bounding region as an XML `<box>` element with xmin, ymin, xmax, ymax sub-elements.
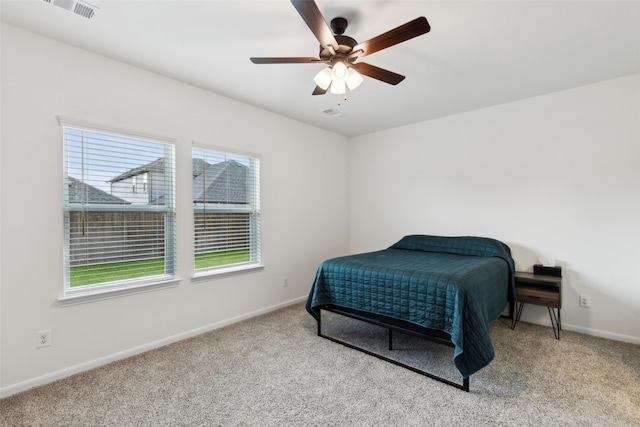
<box><xmin>316</xmin><ymin>305</ymin><xmax>470</xmax><ymax>392</ymax></box>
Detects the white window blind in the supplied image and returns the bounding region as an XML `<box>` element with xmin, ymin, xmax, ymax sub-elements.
<box><xmin>62</xmin><ymin>121</ymin><xmax>176</xmax><ymax>298</ymax></box>
<box><xmin>192</xmin><ymin>146</ymin><xmax>261</xmax><ymax>273</ymax></box>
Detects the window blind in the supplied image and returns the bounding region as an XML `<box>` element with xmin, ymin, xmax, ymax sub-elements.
<box><xmin>62</xmin><ymin>122</ymin><xmax>176</xmax><ymax>296</ymax></box>
<box><xmin>192</xmin><ymin>146</ymin><xmax>261</xmax><ymax>272</ymax></box>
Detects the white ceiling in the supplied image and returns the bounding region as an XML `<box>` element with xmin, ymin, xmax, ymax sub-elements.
<box><xmin>2</xmin><ymin>0</ymin><xmax>640</xmax><ymax>137</ymax></box>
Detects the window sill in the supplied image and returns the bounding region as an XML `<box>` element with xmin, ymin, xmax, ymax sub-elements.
<box><xmin>58</xmin><ymin>277</ymin><xmax>181</xmax><ymax>306</ymax></box>
<box><xmin>191</xmin><ymin>263</ymin><xmax>264</xmax><ymax>283</ymax></box>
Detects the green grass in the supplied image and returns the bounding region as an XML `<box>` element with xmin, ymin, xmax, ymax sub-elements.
<box><xmin>195</xmin><ymin>249</ymin><xmax>250</xmax><ymax>269</ymax></box>
<box><xmin>70</xmin><ymin>258</ymin><xmax>165</xmax><ymax>287</ymax></box>
<box><xmin>70</xmin><ymin>249</ymin><xmax>250</xmax><ymax>287</ymax></box>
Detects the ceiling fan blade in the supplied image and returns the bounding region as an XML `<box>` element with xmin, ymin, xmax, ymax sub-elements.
<box><xmin>291</xmin><ymin>0</ymin><xmax>339</xmax><ymax>52</ymax></box>
<box><xmin>312</xmin><ymin>85</ymin><xmax>328</xmax><ymax>95</ymax></box>
<box><xmin>250</xmin><ymin>57</ymin><xmax>323</xmax><ymax>64</ymax></box>
<box><xmin>353</xmin><ymin>17</ymin><xmax>430</xmax><ymax>58</ymax></box>
<box><xmin>352</xmin><ymin>62</ymin><xmax>405</xmax><ymax>85</ymax></box>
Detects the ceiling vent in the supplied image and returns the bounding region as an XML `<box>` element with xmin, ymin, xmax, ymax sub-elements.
<box><xmin>42</xmin><ymin>0</ymin><xmax>98</xmax><ymax>19</ymax></box>
<box><xmin>322</xmin><ymin>108</ymin><xmax>344</xmax><ymax>118</ymax></box>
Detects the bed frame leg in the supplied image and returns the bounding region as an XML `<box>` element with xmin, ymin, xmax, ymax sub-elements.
<box><xmin>388</xmin><ymin>329</ymin><xmax>393</xmax><ymax>350</ymax></box>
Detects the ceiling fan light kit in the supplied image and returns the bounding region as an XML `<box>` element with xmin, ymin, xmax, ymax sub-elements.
<box><xmin>330</xmin><ymin>79</ymin><xmax>346</xmax><ymax>95</ymax></box>
<box><xmin>250</xmin><ymin>0</ymin><xmax>430</xmax><ymax>96</ymax></box>
<box><xmin>313</xmin><ymin>58</ymin><xmax>363</xmax><ymax>95</ymax></box>
<box><xmin>346</xmin><ymin>68</ymin><xmax>363</xmax><ymax>91</ymax></box>
<box><xmin>314</xmin><ymin>67</ymin><xmax>333</xmax><ymax>90</ymax></box>
<box><xmin>328</xmin><ymin>61</ymin><xmax>349</xmax><ymax>94</ymax></box>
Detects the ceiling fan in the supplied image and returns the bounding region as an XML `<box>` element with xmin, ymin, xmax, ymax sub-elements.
<box><xmin>250</xmin><ymin>0</ymin><xmax>430</xmax><ymax>96</ymax></box>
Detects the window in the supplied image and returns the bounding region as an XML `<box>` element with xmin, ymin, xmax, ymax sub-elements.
<box><xmin>62</xmin><ymin>120</ymin><xmax>176</xmax><ymax>299</ymax></box>
<box><xmin>192</xmin><ymin>146</ymin><xmax>261</xmax><ymax>275</ymax></box>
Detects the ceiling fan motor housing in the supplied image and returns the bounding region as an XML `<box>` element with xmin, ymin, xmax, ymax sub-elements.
<box><xmin>318</xmin><ymin>17</ymin><xmax>357</xmax><ymax>59</ymax></box>
<box><xmin>319</xmin><ymin>35</ymin><xmax>358</xmax><ymax>59</ymax></box>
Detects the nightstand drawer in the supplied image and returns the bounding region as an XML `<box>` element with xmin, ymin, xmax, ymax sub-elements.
<box><xmin>516</xmin><ymin>286</ymin><xmax>560</xmax><ymax>308</ymax></box>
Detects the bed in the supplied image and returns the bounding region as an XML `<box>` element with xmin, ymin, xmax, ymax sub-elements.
<box><xmin>305</xmin><ymin>234</ymin><xmax>515</xmax><ymax>391</ymax></box>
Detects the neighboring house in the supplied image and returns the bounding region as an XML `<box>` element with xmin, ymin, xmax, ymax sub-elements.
<box><xmin>109</xmin><ymin>158</ymin><xmax>164</xmax><ymax>205</ymax></box>
<box><xmin>191</xmin><ymin>159</ymin><xmax>251</xmax><ymax>254</ymax></box>
<box><xmin>67</xmin><ymin>176</ymin><xmax>146</xmax><ymax>266</ymax></box>
<box><xmin>108</xmin><ymin>158</ymin><xmax>251</xmax><ymax>255</ymax></box>
<box><xmin>110</xmin><ymin>158</ymin><xmax>249</xmax><ymax>205</ymax></box>
<box><xmin>67</xmin><ymin>175</ymin><xmax>129</xmax><ymax>205</ymax></box>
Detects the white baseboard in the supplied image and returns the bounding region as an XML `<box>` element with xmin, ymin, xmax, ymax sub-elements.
<box><xmin>517</xmin><ymin>315</ymin><xmax>640</xmax><ymax>345</ymax></box>
<box><xmin>0</xmin><ymin>296</ymin><xmax>307</xmax><ymax>399</ymax></box>
<box><xmin>562</xmin><ymin>323</ymin><xmax>640</xmax><ymax>344</ymax></box>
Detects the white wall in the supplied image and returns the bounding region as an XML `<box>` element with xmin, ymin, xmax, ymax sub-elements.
<box><xmin>349</xmin><ymin>73</ymin><xmax>640</xmax><ymax>343</ymax></box>
<box><xmin>0</xmin><ymin>25</ymin><xmax>349</xmax><ymax>395</ymax></box>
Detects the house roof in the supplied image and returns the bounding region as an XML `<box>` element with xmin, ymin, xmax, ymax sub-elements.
<box><xmin>192</xmin><ymin>158</ymin><xmax>208</xmax><ymax>178</ymax></box>
<box><xmin>192</xmin><ymin>160</ymin><xmax>248</xmax><ymax>204</ymax></box>
<box><xmin>109</xmin><ymin>158</ymin><xmax>165</xmax><ymax>183</ymax></box>
<box><xmin>67</xmin><ymin>176</ymin><xmax>129</xmax><ymax>204</ymax></box>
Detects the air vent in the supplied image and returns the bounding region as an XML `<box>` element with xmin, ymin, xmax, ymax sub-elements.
<box><xmin>73</xmin><ymin>2</ymin><xmax>96</xmax><ymax>19</ymax></box>
<box><xmin>322</xmin><ymin>108</ymin><xmax>344</xmax><ymax>118</ymax></box>
<box><xmin>43</xmin><ymin>0</ymin><xmax>98</xmax><ymax>19</ymax></box>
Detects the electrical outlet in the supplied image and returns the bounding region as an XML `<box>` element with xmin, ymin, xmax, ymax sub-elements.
<box><xmin>579</xmin><ymin>294</ymin><xmax>591</xmax><ymax>308</ymax></box>
<box><xmin>36</xmin><ymin>330</ymin><xmax>52</xmax><ymax>348</ymax></box>
<box><xmin>283</xmin><ymin>276</ymin><xmax>289</xmax><ymax>287</ymax></box>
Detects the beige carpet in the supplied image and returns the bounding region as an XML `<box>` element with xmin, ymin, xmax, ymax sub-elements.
<box><xmin>1</xmin><ymin>303</ymin><xmax>639</xmax><ymax>426</ymax></box>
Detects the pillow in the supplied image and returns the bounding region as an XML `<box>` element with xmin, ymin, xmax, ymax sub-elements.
<box><xmin>390</xmin><ymin>234</ymin><xmax>512</xmax><ymax>260</ymax></box>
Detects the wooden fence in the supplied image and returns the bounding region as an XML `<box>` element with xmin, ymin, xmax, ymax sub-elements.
<box><xmin>68</xmin><ymin>211</ymin><xmax>165</xmax><ymax>266</ymax></box>
<box><xmin>69</xmin><ymin>211</ymin><xmax>250</xmax><ymax>266</ymax></box>
<box><xmin>194</xmin><ymin>212</ymin><xmax>250</xmax><ymax>253</ymax></box>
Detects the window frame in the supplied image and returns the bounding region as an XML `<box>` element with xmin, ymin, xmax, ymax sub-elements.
<box><xmin>191</xmin><ymin>143</ymin><xmax>263</xmax><ymax>280</ymax></box>
<box><xmin>59</xmin><ymin>117</ymin><xmax>178</xmax><ymax>303</ymax></box>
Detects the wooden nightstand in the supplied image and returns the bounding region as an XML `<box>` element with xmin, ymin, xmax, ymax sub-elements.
<box><xmin>512</xmin><ymin>271</ymin><xmax>562</xmax><ymax>339</ymax></box>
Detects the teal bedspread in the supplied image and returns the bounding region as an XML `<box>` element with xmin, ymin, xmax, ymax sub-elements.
<box><xmin>306</xmin><ymin>235</ymin><xmax>515</xmax><ymax>378</ymax></box>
